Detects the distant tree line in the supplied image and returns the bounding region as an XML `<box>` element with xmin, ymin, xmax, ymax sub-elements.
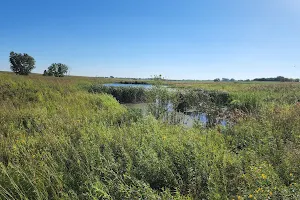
<box><xmin>214</xmin><ymin>78</ymin><xmax>238</xmax><ymax>82</ymax></box>
<box><xmin>9</xmin><ymin>51</ymin><xmax>68</xmax><ymax>77</ymax></box>
<box><xmin>214</xmin><ymin>76</ymin><xmax>299</xmax><ymax>82</ymax></box>
<box><xmin>253</xmin><ymin>76</ymin><xmax>299</xmax><ymax>82</ymax></box>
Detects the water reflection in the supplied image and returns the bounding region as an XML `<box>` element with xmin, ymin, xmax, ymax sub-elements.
<box><xmin>124</xmin><ymin>103</ymin><xmax>226</xmax><ymax>128</ymax></box>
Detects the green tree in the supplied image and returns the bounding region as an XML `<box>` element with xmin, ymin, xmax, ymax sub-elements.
<box><xmin>47</xmin><ymin>64</ymin><xmax>56</xmax><ymax>76</ymax></box>
<box><xmin>46</xmin><ymin>63</ymin><xmax>68</xmax><ymax>77</ymax></box>
<box><xmin>57</xmin><ymin>64</ymin><xmax>68</xmax><ymax>77</ymax></box>
<box><xmin>9</xmin><ymin>51</ymin><xmax>35</xmax><ymax>75</ymax></box>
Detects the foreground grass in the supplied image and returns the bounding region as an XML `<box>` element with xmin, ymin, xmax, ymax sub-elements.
<box><xmin>0</xmin><ymin>73</ymin><xmax>300</xmax><ymax>199</ymax></box>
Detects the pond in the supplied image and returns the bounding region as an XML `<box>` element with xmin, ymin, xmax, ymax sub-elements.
<box><xmin>124</xmin><ymin>103</ymin><xmax>227</xmax><ymax>128</ymax></box>
<box><xmin>100</xmin><ymin>84</ymin><xmax>228</xmax><ymax>127</ymax></box>
<box><xmin>104</xmin><ymin>83</ymin><xmax>153</xmax><ymax>89</ymax></box>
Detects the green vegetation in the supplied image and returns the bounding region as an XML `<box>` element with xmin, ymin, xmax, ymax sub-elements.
<box><xmin>117</xmin><ymin>81</ymin><xmax>150</xmax><ymax>85</ymax></box>
<box><xmin>9</xmin><ymin>51</ymin><xmax>68</xmax><ymax>78</ymax></box>
<box><xmin>9</xmin><ymin>52</ymin><xmax>35</xmax><ymax>75</ymax></box>
<box><xmin>89</xmin><ymin>85</ymin><xmax>147</xmax><ymax>103</ymax></box>
<box><xmin>44</xmin><ymin>63</ymin><xmax>69</xmax><ymax>77</ymax></box>
<box><xmin>1</xmin><ymin>72</ymin><xmax>300</xmax><ymax>199</ymax></box>
<box><xmin>253</xmin><ymin>76</ymin><xmax>300</xmax><ymax>82</ymax></box>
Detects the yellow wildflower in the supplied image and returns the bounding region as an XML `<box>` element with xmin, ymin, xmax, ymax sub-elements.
<box><xmin>261</xmin><ymin>174</ymin><xmax>267</xmax><ymax>179</ymax></box>
<box><xmin>290</xmin><ymin>173</ymin><xmax>293</xmax><ymax>177</ymax></box>
<box><xmin>269</xmin><ymin>191</ymin><xmax>273</xmax><ymax>196</ymax></box>
<box><xmin>237</xmin><ymin>195</ymin><xmax>242</xmax><ymax>200</ymax></box>
<box><xmin>256</xmin><ymin>188</ymin><xmax>262</xmax><ymax>193</ymax></box>
<box><xmin>162</xmin><ymin>136</ymin><xmax>166</xmax><ymax>140</ymax></box>
<box><xmin>248</xmin><ymin>194</ymin><xmax>253</xmax><ymax>198</ymax></box>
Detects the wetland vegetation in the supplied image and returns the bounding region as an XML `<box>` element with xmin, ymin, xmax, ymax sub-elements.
<box><xmin>1</xmin><ymin>72</ymin><xmax>300</xmax><ymax>199</ymax></box>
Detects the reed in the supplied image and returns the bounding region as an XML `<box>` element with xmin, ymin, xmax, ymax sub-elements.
<box><xmin>89</xmin><ymin>85</ymin><xmax>147</xmax><ymax>103</ymax></box>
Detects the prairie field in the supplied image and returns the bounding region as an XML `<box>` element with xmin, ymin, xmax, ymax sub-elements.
<box><xmin>1</xmin><ymin>72</ymin><xmax>300</xmax><ymax>199</ymax></box>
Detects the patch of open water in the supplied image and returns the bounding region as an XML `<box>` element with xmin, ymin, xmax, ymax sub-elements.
<box><xmin>124</xmin><ymin>103</ymin><xmax>226</xmax><ymax>128</ymax></box>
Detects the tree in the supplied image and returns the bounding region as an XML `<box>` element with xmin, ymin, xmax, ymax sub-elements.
<box><xmin>214</xmin><ymin>78</ymin><xmax>220</xmax><ymax>82</ymax></box>
<box><xmin>277</xmin><ymin>76</ymin><xmax>285</xmax><ymax>82</ymax></box>
<box><xmin>153</xmin><ymin>74</ymin><xmax>163</xmax><ymax>80</ymax></box>
<box><xmin>46</xmin><ymin>63</ymin><xmax>68</xmax><ymax>77</ymax></box>
<box><xmin>47</xmin><ymin>64</ymin><xmax>56</xmax><ymax>76</ymax></box>
<box><xmin>9</xmin><ymin>51</ymin><xmax>35</xmax><ymax>75</ymax></box>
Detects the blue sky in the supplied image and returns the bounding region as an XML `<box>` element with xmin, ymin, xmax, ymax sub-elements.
<box><xmin>0</xmin><ymin>0</ymin><xmax>300</xmax><ymax>79</ymax></box>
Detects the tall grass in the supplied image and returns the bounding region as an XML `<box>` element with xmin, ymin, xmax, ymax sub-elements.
<box><xmin>89</xmin><ymin>85</ymin><xmax>147</xmax><ymax>103</ymax></box>
<box><xmin>0</xmin><ymin>73</ymin><xmax>300</xmax><ymax>199</ymax></box>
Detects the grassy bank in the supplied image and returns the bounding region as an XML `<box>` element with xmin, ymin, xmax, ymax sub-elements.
<box><xmin>0</xmin><ymin>73</ymin><xmax>300</xmax><ymax>199</ymax></box>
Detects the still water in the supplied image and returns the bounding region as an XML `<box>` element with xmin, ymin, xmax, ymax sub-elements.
<box><xmin>124</xmin><ymin>103</ymin><xmax>226</xmax><ymax>128</ymax></box>
<box><xmin>104</xmin><ymin>83</ymin><xmax>226</xmax><ymax>127</ymax></box>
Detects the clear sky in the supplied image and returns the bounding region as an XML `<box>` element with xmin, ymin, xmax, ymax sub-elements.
<box><xmin>0</xmin><ymin>0</ymin><xmax>300</xmax><ymax>79</ymax></box>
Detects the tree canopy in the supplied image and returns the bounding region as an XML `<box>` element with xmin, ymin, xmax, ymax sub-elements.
<box><xmin>45</xmin><ymin>63</ymin><xmax>68</xmax><ymax>77</ymax></box>
<box><xmin>9</xmin><ymin>52</ymin><xmax>35</xmax><ymax>75</ymax></box>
